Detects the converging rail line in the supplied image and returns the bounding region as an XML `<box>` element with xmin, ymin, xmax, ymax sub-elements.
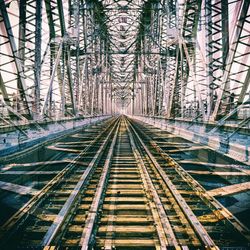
<box><xmin>0</xmin><ymin>116</ymin><xmax>249</xmax><ymax>249</ymax></box>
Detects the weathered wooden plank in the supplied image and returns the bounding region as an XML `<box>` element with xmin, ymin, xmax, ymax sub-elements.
<box><xmin>168</xmin><ymin>146</ymin><xmax>208</xmax><ymax>153</ymax></box>
<box><xmin>207</xmin><ymin>182</ymin><xmax>250</xmax><ymax>197</ymax></box>
<box><xmin>188</xmin><ymin>170</ymin><xmax>250</xmax><ymax>176</ymax></box>
<box><xmin>0</xmin><ymin>181</ymin><xmax>38</xmax><ymax>195</ymax></box>
<box><xmin>0</xmin><ymin>171</ymin><xmax>60</xmax><ymax>175</ymax></box>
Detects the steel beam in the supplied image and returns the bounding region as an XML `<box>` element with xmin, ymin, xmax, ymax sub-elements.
<box><xmin>0</xmin><ymin>1</ymin><xmax>33</xmax><ymax>119</ymax></box>
<box><xmin>34</xmin><ymin>0</ymin><xmax>42</xmax><ymax>118</ymax></box>
<box><xmin>211</xmin><ymin>0</ymin><xmax>249</xmax><ymax>121</ymax></box>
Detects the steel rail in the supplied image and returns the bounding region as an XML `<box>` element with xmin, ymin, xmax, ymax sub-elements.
<box><xmin>131</xmin><ymin>119</ymin><xmax>250</xmax><ymax>242</ymax></box>
<box><xmin>79</xmin><ymin>120</ymin><xmax>120</xmax><ymax>249</ymax></box>
<box><xmin>125</xmin><ymin>119</ymin><xmax>178</xmax><ymax>248</ymax></box>
<box><xmin>103</xmin><ymin>171</ymin><xmax>118</xmax><ymax>250</ymax></box>
<box><xmin>126</xmin><ymin>118</ymin><xmax>218</xmax><ymax>249</ymax></box>
<box><xmin>42</xmin><ymin>119</ymin><xmax>120</xmax><ymax>246</ymax></box>
<box><xmin>0</xmin><ymin>118</ymin><xmax>117</xmax><ymax>246</ymax></box>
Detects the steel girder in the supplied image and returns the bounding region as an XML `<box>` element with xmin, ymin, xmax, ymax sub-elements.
<box><xmin>210</xmin><ymin>0</ymin><xmax>250</xmax><ymax>121</ymax></box>
<box><xmin>0</xmin><ymin>0</ymin><xmax>112</xmax><ymax>125</ymax></box>
<box><xmin>0</xmin><ymin>0</ymin><xmax>249</xmax><ymax>128</ymax></box>
<box><xmin>132</xmin><ymin>0</ymin><xmax>249</xmax><ymax>127</ymax></box>
<box><xmin>0</xmin><ymin>0</ymin><xmax>34</xmax><ymax>119</ymax></box>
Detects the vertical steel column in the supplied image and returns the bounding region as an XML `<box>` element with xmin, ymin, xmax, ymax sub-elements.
<box><xmin>18</xmin><ymin>0</ymin><xmax>26</xmax><ymax>111</ymax></box>
<box><xmin>221</xmin><ymin>0</ymin><xmax>229</xmax><ymax>67</ymax></box>
<box><xmin>34</xmin><ymin>0</ymin><xmax>42</xmax><ymax>119</ymax></box>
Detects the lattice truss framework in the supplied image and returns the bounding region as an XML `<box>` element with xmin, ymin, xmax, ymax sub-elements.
<box><xmin>0</xmin><ymin>0</ymin><xmax>249</xmax><ymax>125</ymax></box>
<box><xmin>0</xmin><ymin>0</ymin><xmax>112</xmax><ymax>122</ymax></box>
<box><xmin>131</xmin><ymin>0</ymin><xmax>250</xmax><ymax>124</ymax></box>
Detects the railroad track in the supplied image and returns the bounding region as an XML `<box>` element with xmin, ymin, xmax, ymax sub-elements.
<box><xmin>127</xmin><ymin>118</ymin><xmax>250</xmax><ymax>247</ymax></box>
<box><xmin>0</xmin><ymin>117</ymin><xmax>118</xmax><ymax>248</ymax></box>
<box><xmin>0</xmin><ymin>116</ymin><xmax>249</xmax><ymax>249</ymax></box>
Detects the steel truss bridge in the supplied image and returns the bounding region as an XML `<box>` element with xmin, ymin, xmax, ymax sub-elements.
<box><xmin>0</xmin><ymin>0</ymin><xmax>249</xmax><ymax>125</ymax></box>
<box><xmin>0</xmin><ymin>0</ymin><xmax>250</xmax><ymax>249</ymax></box>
